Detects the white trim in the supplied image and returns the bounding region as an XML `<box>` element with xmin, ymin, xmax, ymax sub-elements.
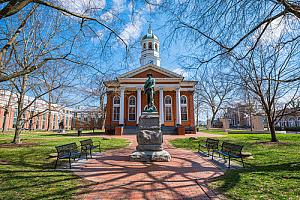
<box><xmin>137</xmin><ymin>88</ymin><xmax>142</xmax><ymax>124</ymax></box>
<box><xmin>159</xmin><ymin>88</ymin><xmax>164</xmax><ymax>125</ymax></box>
<box><xmin>128</xmin><ymin>95</ymin><xmax>136</xmax><ymax>121</ymax></box>
<box><xmin>119</xmin><ymin>88</ymin><xmax>125</xmax><ymax>125</ymax></box>
<box><xmin>180</xmin><ymin>95</ymin><xmax>188</xmax><ymax>121</ymax></box>
<box><xmin>118</xmin><ymin>64</ymin><xmax>183</xmax><ymax>79</ymax></box>
<box><xmin>176</xmin><ymin>88</ymin><xmax>181</xmax><ymax>125</ymax></box>
<box><xmin>164</xmin><ymin>95</ymin><xmax>172</xmax><ymax>122</ymax></box>
<box><xmin>112</xmin><ymin>96</ymin><xmax>120</xmax><ymax>121</ymax></box>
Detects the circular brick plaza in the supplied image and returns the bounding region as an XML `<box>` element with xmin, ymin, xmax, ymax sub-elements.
<box><xmin>74</xmin><ymin>134</ymin><xmax>224</xmax><ymax>200</ymax></box>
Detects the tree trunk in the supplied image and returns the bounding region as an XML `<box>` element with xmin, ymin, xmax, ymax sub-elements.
<box><xmin>268</xmin><ymin>119</ymin><xmax>278</xmax><ymax>142</ymax></box>
<box><xmin>211</xmin><ymin>111</ymin><xmax>217</xmax><ymax>128</ymax></box>
<box><xmin>12</xmin><ymin>74</ymin><xmax>28</xmax><ymax>144</ymax></box>
<box><xmin>13</xmin><ymin>115</ymin><xmax>23</xmax><ymax>144</ymax></box>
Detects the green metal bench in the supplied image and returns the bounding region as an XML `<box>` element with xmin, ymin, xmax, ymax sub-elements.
<box><xmin>80</xmin><ymin>139</ymin><xmax>101</xmax><ymax>159</ymax></box>
<box><xmin>54</xmin><ymin>143</ymin><xmax>81</xmax><ymax>169</ymax></box>
<box><xmin>198</xmin><ymin>138</ymin><xmax>220</xmax><ymax>159</ymax></box>
<box><xmin>218</xmin><ymin>141</ymin><xmax>245</xmax><ymax>168</ymax></box>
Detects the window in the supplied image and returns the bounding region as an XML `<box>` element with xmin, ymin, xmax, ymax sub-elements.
<box><xmin>155</xmin><ymin>43</ymin><xmax>158</xmax><ymax>51</ymax></box>
<box><xmin>53</xmin><ymin>115</ymin><xmax>56</xmax><ymax>129</ymax></box>
<box><xmin>36</xmin><ymin>115</ymin><xmax>40</xmax><ymax>129</ymax></box>
<box><xmin>113</xmin><ymin>96</ymin><xmax>120</xmax><ymax>121</ymax></box>
<box><xmin>128</xmin><ymin>96</ymin><xmax>136</xmax><ymax>121</ymax></box>
<box><xmin>21</xmin><ymin>112</ymin><xmax>26</xmax><ymax>128</ymax></box>
<box><xmin>13</xmin><ymin>108</ymin><xmax>18</xmax><ymax>128</ymax></box>
<box><xmin>42</xmin><ymin>113</ymin><xmax>46</xmax><ymax>129</ymax></box>
<box><xmin>165</xmin><ymin>96</ymin><xmax>172</xmax><ymax>121</ymax></box>
<box><xmin>180</xmin><ymin>96</ymin><xmax>188</xmax><ymax>121</ymax></box>
<box><xmin>143</xmin><ymin>43</ymin><xmax>146</xmax><ymax>49</ymax></box>
<box><xmin>148</xmin><ymin>42</ymin><xmax>152</xmax><ymax>49</ymax></box>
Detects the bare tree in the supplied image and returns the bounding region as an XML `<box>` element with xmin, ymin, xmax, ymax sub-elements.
<box><xmin>8</xmin><ymin>10</ymin><xmax>82</xmax><ymax>144</ymax></box>
<box><xmin>158</xmin><ymin>1</ymin><xmax>300</xmax><ymax>83</ymax></box>
<box><xmin>197</xmin><ymin>68</ymin><xmax>235</xmax><ymax>127</ymax></box>
<box><xmin>232</xmin><ymin>40</ymin><xmax>300</xmax><ymax>142</ymax></box>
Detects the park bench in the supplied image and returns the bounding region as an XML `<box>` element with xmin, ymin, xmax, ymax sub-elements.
<box><xmin>80</xmin><ymin>139</ymin><xmax>101</xmax><ymax>159</ymax></box>
<box><xmin>198</xmin><ymin>138</ymin><xmax>219</xmax><ymax>159</ymax></box>
<box><xmin>54</xmin><ymin>142</ymin><xmax>81</xmax><ymax>169</ymax></box>
<box><xmin>218</xmin><ymin>141</ymin><xmax>245</xmax><ymax>168</ymax></box>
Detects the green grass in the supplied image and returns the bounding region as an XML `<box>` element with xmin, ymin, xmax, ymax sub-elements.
<box><xmin>0</xmin><ymin>130</ymin><xmax>129</xmax><ymax>200</ymax></box>
<box><xmin>198</xmin><ymin>128</ymin><xmax>228</xmax><ymax>135</ymax></box>
<box><xmin>170</xmin><ymin>134</ymin><xmax>300</xmax><ymax>200</ymax></box>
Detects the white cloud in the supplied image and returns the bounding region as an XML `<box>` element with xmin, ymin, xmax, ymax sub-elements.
<box><xmin>91</xmin><ymin>30</ymin><xmax>104</xmax><ymax>43</ymax></box>
<box><xmin>100</xmin><ymin>0</ymin><xmax>125</xmax><ymax>22</ymax></box>
<box><xmin>100</xmin><ymin>11</ymin><xmax>114</xmax><ymax>21</ymax></box>
<box><xmin>56</xmin><ymin>0</ymin><xmax>106</xmax><ymax>15</ymax></box>
<box><xmin>173</xmin><ymin>67</ymin><xmax>189</xmax><ymax>77</ymax></box>
<box><xmin>112</xmin><ymin>0</ymin><xmax>125</xmax><ymax>12</ymax></box>
<box><xmin>145</xmin><ymin>0</ymin><xmax>162</xmax><ymax>12</ymax></box>
<box><xmin>119</xmin><ymin>12</ymin><xmax>144</xmax><ymax>44</ymax></box>
<box><xmin>254</xmin><ymin>16</ymin><xmax>294</xmax><ymax>44</ymax></box>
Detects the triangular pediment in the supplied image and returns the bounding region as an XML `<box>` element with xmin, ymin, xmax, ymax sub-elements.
<box><xmin>118</xmin><ymin>64</ymin><xmax>183</xmax><ymax>79</ymax></box>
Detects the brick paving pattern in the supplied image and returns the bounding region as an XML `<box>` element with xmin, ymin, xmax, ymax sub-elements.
<box><xmin>74</xmin><ymin>133</ymin><xmax>224</xmax><ymax>200</ymax></box>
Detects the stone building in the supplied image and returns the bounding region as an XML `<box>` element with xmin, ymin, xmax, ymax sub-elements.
<box><xmin>104</xmin><ymin>25</ymin><xmax>197</xmax><ymax>135</ymax></box>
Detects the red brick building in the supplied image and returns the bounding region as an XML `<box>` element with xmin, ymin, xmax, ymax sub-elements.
<box><xmin>104</xmin><ymin>26</ymin><xmax>197</xmax><ymax>135</ymax></box>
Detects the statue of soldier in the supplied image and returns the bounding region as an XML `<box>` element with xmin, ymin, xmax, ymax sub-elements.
<box><xmin>144</xmin><ymin>73</ymin><xmax>156</xmax><ymax>112</ymax></box>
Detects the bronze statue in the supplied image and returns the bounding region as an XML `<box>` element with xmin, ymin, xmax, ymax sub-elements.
<box><xmin>144</xmin><ymin>73</ymin><xmax>156</xmax><ymax>112</ymax></box>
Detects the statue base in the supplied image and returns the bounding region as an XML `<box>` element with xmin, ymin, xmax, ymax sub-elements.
<box><xmin>130</xmin><ymin>112</ymin><xmax>171</xmax><ymax>162</ymax></box>
<box><xmin>130</xmin><ymin>150</ymin><xmax>171</xmax><ymax>162</ymax></box>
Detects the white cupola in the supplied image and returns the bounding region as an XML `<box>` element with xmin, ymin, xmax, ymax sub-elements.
<box><xmin>140</xmin><ymin>24</ymin><xmax>160</xmax><ymax>67</ymax></box>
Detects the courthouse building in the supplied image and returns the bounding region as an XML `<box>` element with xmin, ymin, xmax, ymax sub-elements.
<box><xmin>104</xmin><ymin>26</ymin><xmax>197</xmax><ymax>135</ymax></box>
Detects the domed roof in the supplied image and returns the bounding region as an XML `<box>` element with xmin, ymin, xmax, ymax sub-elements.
<box><xmin>142</xmin><ymin>24</ymin><xmax>159</xmax><ymax>40</ymax></box>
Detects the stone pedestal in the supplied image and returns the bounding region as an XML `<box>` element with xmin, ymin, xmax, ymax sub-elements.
<box><xmin>130</xmin><ymin>112</ymin><xmax>171</xmax><ymax>162</ymax></box>
<box><xmin>221</xmin><ymin>118</ymin><xmax>230</xmax><ymax>132</ymax></box>
<box><xmin>252</xmin><ymin>116</ymin><xmax>264</xmax><ymax>131</ymax></box>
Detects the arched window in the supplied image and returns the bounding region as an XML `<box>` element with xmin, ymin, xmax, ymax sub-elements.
<box><xmin>148</xmin><ymin>42</ymin><xmax>153</xmax><ymax>49</ymax></box>
<box><xmin>155</xmin><ymin>43</ymin><xmax>158</xmax><ymax>51</ymax></box>
<box><xmin>128</xmin><ymin>96</ymin><xmax>136</xmax><ymax>121</ymax></box>
<box><xmin>113</xmin><ymin>96</ymin><xmax>120</xmax><ymax>121</ymax></box>
<box><xmin>143</xmin><ymin>43</ymin><xmax>146</xmax><ymax>49</ymax></box>
<box><xmin>180</xmin><ymin>96</ymin><xmax>188</xmax><ymax>121</ymax></box>
<box><xmin>165</xmin><ymin>95</ymin><xmax>172</xmax><ymax>121</ymax></box>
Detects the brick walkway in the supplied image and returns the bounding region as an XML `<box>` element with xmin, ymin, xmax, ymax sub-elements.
<box><xmin>74</xmin><ymin>133</ymin><xmax>224</xmax><ymax>200</ymax></box>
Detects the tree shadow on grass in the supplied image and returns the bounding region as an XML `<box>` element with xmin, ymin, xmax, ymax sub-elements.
<box><xmin>207</xmin><ymin>161</ymin><xmax>300</xmax><ymax>196</ymax></box>
<box><xmin>40</xmin><ymin>132</ymin><xmax>107</xmax><ymax>138</ymax></box>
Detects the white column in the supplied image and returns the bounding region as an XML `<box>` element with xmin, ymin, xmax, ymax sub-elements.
<box><xmin>137</xmin><ymin>87</ymin><xmax>142</xmax><ymax>124</ymax></box>
<box><xmin>119</xmin><ymin>87</ymin><xmax>125</xmax><ymax>125</ymax></box>
<box><xmin>159</xmin><ymin>87</ymin><xmax>164</xmax><ymax>125</ymax></box>
<box><xmin>176</xmin><ymin>87</ymin><xmax>182</xmax><ymax>125</ymax></box>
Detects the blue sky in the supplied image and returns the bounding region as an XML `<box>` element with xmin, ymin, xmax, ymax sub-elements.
<box><xmin>70</xmin><ymin>0</ymin><xmax>190</xmax><ymax>78</ymax></box>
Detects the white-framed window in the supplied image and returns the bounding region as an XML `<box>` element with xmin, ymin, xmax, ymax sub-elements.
<box><xmin>13</xmin><ymin>108</ymin><xmax>18</xmax><ymax>128</ymax></box>
<box><xmin>53</xmin><ymin>115</ymin><xmax>56</xmax><ymax>129</ymax></box>
<box><xmin>165</xmin><ymin>95</ymin><xmax>172</xmax><ymax>121</ymax></box>
<box><xmin>128</xmin><ymin>96</ymin><xmax>136</xmax><ymax>121</ymax></box>
<box><xmin>42</xmin><ymin>113</ymin><xmax>46</xmax><ymax>129</ymax></box>
<box><xmin>113</xmin><ymin>96</ymin><xmax>120</xmax><ymax>121</ymax></box>
<box><xmin>180</xmin><ymin>95</ymin><xmax>188</xmax><ymax>121</ymax></box>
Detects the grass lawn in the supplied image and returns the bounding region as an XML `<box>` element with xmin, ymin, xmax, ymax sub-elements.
<box><xmin>170</xmin><ymin>134</ymin><xmax>300</xmax><ymax>200</ymax></box>
<box><xmin>0</xmin><ymin>130</ymin><xmax>129</xmax><ymax>200</ymax></box>
<box><xmin>198</xmin><ymin>128</ymin><xmax>228</xmax><ymax>135</ymax></box>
